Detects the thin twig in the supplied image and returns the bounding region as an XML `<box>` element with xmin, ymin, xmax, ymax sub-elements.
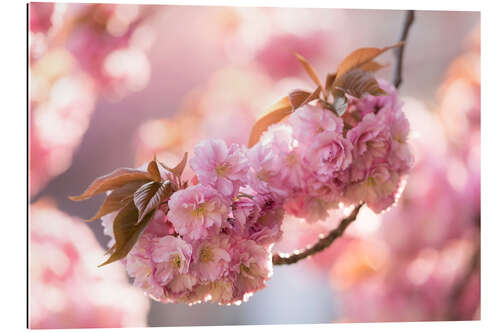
<box><xmin>393</xmin><ymin>10</ymin><xmax>415</xmax><ymax>88</ymax></box>
<box><xmin>273</xmin><ymin>204</ymin><xmax>364</xmax><ymax>265</ymax></box>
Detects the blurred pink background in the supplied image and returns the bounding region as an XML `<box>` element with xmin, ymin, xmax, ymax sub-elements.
<box><xmin>29</xmin><ymin>3</ymin><xmax>480</xmax><ymax>327</ymax></box>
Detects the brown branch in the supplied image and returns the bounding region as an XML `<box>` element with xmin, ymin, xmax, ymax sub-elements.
<box><xmin>393</xmin><ymin>10</ymin><xmax>415</xmax><ymax>88</ymax></box>
<box><xmin>273</xmin><ymin>204</ymin><xmax>364</xmax><ymax>265</ymax></box>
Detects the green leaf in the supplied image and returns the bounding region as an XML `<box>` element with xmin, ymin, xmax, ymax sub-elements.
<box><xmin>69</xmin><ymin>168</ymin><xmax>154</xmax><ymax>201</ymax></box>
<box><xmin>85</xmin><ymin>180</ymin><xmax>149</xmax><ymax>222</ymax></box>
<box><xmin>98</xmin><ymin>201</ymin><xmax>155</xmax><ymax>267</ymax></box>
<box><xmin>134</xmin><ymin>180</ymin><xmax>172</xmax><ymax>223</ymax></box>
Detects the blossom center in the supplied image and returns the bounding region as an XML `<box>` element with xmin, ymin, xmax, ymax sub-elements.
<box><xmin>393</xmin><ymin>134</ymin><xmax>404</xmax><ymax>143</ymax></box>
<box><xmin>144</xmin><ymin>265</ymin><xmax>152</xmax><ymax>277</ymax></box>
<box><xmin>240</xmin><ymin>263</ymin><xmax>250</xmax><ymax>273</ymax></box>
<box><xmin>216</xmin><ymin>163</ymin><xmax>230</xmax><ymax>176</ymax></box>
<box><xmin>285</xmin><ymin>153</ymin><xmax>297</xmax><ymax>166</ymax></box>
<box><xmin>170</xmin><ymin>254</ymin><xmax>182</xmax><ymax>270</ymax></box>
<box><xmin>191</xmin><ymin>204</ymin><xmax>206</xmax><ymax>217</ymax></box>
<box><xmin>199</xmin><ymin>247</ymin><xmax>214</xmax><ymax>263</ymax></box>
<box><xmin>257</xmin><ymin>170</ymin><xmax>271</xmax><ymax>182</ymax></box>
<box><xmin>323</xmin><ymin>146</ymin><xmax>340</xmax><ymax>163</ymax></box>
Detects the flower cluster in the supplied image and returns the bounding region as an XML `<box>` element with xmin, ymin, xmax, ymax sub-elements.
<box><xmin>102</xmin><ymin>139</ymin><xmax>280</xmax><ymax>305</ymax></box>
<box><xmin>98</xmin><ymin>79</ymin><xmax>412</xmax><ymax>305</ymax></box>
<box><xmin>250</xmin><ymin>80</ymin><xmax>413</xmax><ymax>223</ymax></box>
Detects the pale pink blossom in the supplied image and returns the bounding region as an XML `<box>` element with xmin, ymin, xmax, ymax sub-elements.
<box><xmin>144</xmin><ymin>209</ymin><xmax>175</xmax><ymax>237</ymax></box>
<box><xmin>231</xmin><ymin>238</ymin><xmax>272</xmax><ymax>301</ymax></box>
<box><xmin>166</xmin><ymin>273</ymin><xmax>197</xmax><ymax>297</ymax></box>
<box><xmin>247</xmin><ymin>139</ymin><xmax>289</xmax><ymax>197</ymax></box>
<box><xmin>284</xmin><ymin>194</ymin><xmax>338</xmax><ymax>223</ymax></box>
<box><xmin>289</xmin><ymin>104</ymin><xmax>343</xmax><ymax>144</ymax></box>
<box><xmin>347</xmin><ymin>113</ymin><xmax>390</xmax><ymax>164</ymax></box>
<box><xmin>345</xmin><ymin>164</ymin><xmax>406</xmax><ymax>213</ymax></box>
<box><xmin>190</xmin><ymin>139</ymin><xmax>249</xmax><ymax>198</ymax></box>
<box><xmin>126</xmin><ymin>253</ymin><xmax>165</xmax><ymax>302</ymax></box>
<box><xmin>388</xmin><ymin>112</ymin><xmax>414</xmax><ymax>173</ymax></box>
<box><xmin>207</xmin><ymin>279</ymin><xmax>235</xmax><ymax>304</ymax></box>
<box><xmin>305</xmin><ymin>130</ymin><xmax>353</xmax><ymax>182</ymax></box>
<box><xmin>351</xmin><ymin>79</ymin><xmax>400</xmax><ymax>119</ymax></box>
<box><xmin>231</xmin><ymin>192</ymin><xmax>284</xmax><ymax>244</ymax></box>
<box><xmin>260</xmin><ymin>124</ymin><xmax>309</xmax><ymax>191</ymax></box>
<box><xmin>167</xmin><ymin>184</ymin><xmax>230</xmax><ymax>240</ymax></box>
<box><xmin>247</xmin><ymin>193</ymin><xmax>285</xmax><ymax>245</ymax></box>
<box><xmin>151</xmin><ymin>236</ymin><xmax>192</xmax><ymax>285</ymax></box>
<box><xmin>192</xmin><ymin>235</ymin><xmax>232</xmax><ymax>282</ymax></box>
<box><xmin>231</xmin><ymin>195</ymin><xmax>260</xmax><ymax>233</ymax></box>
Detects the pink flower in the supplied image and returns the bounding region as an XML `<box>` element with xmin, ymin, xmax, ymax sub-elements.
<box><xmin>231</xmin><ymin>238</ymin><xmax>272</xmax><ymax>301</ymax></box>
<box><xmin>390</xmin><ymin>109</ymin><xmax>410</xmax><ymax>143</ymax></box>
<box><xmin>151</xmin><ymin>236</ymin><xmax>192</xmax><ymax>285</ymax></box>
<box><xmin>388</xmin><ymin>111</ymin><xmax>414</xmax><ymax>173</ymax></box>
<box><xmin>192</xmin><ymin>234</ymin><xmax>232</xmax><ymax>282</ymax></box>
<box><xmin>247</xmin><ymin>139</ymin><xmax>289</xmax><ymax>198</ymax></box>
<box><xmin>190</xmin><ymin>139</ymin><xmax>249</xmax><ymax>198</ymax></box>
<box><xmin>206</xmin><ymin>279</ymin><xmax>235</xmax><ymax>304</ymax></box>
<box><xmin>345</xmin><ymin>164</ymin><xmax>406</xmax><ymax>213</ymax></box>
<box><xmin>232</xmin><ymin>195</ymin><xmax>260</xmax><ymax>233</ymax></box>
<box><xmin>166</xmin><ymin>274</ymin><xmax>197</xmax><ymax>297</ymax></box>
<box><xmin>261</xmin><ymin>124</ymin><xmax>309</xmax><ymax>191</ymax></box>
<box><xmin>289</xmin><ymin>104</ymin><xmax>343</xmax><ymax>145</ymax></box>
<box><xmin>351</xmin><ymin>80</ymin><xmax>400</xmax><ymax>119</ymax></box>
<box><xmin>231</xmin><ymin>192</ymin><xmax>284</xmax><ymax>244</ymax></box>
<box><xmin>167</xmin><ymin>184</ymin><xmax>230</xmax><ymax>241</ymax></box>
<box><xmin>144</xmin><ymin>209</ymin><xmax>175</xmax><ymax>237</ymax></box>
<box><xmin>305</xmin><ymin>130</ymin><xmax>353</xmax><ymax>182</ymax></box>
<box><xmin>347</xmin><ymin>113</ymin><xmax>390</xmax><ymax>164</ymax></box>
<box><xmin>126</xmin><ymin>252</ymin><xmax>165</xmax><ymax>302</ymax></box>
<box><xmin>248</xmin><ymin>193</ymin><xmax>285</xmax><ymax>245</ymax></box>
<box><xmin>284</xmin><ymin>194</ymin><xmax>338</xmax><ymax>223</ymax></box>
